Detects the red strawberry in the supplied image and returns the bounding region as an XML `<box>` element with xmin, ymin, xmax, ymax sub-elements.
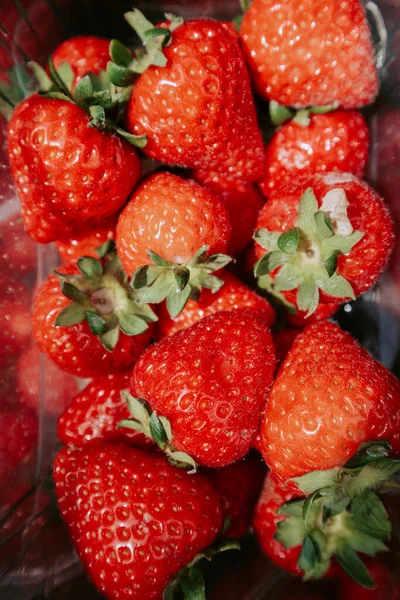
<box><xmin>17</xmin><ymin>345</ymin><xmax>77</xmax><ymax>416</ymax></box>
<box><xmin>0</xmin><ymin>273</ymin><xmax>31</xmax><ymax>368</ymax></box>
<box><xmin>7</xmin><ymin>94</ymin><xmax>141</xmax><ymax>243</ymax></box>
<box><xmin>260</xmin><ymin>321</ymin><xmax>400</xmax><ymax>479</ymax></box>
<box><xmin>272</xmin><ymin>328</ymin><xmax>300</xmax><ymax>367</ymax></box>
<box><xmin>156</xmin><ymin>270</ymin><xmax>275</xmax><ymax>339</ymax></box>
<box><xmin>0</xmin><ymin>212</ymin><xmax>37</xmax><ymax>274</ymax></box>
<box><xmin>32</xmin><ymin>246</ymin><xmax>156</xmax><ymax>378</ymax></box>
<box><xmin>0</xmin><ymin>362</ymin><xmax>17</xmax><ymax>409</ymax></box>
<box><xmin>56</xmin><ymin>216</ymin><xmax>117</xmax><ymax>265</ymax></box>
<box><xmin>54</xmin><ymin>443</ymin><xmax>223</xmax><ymax>600</ymax></box>
<box><xmin>110</xmin><ymin>12</ymin><xmax>264</xmax><ymax>184</ymax></box>
<box><xmin>254</xmin><ymin>173</ymin><xmax>394</xmax><ymax>316</ymax></box>
<box><xmin>0</xmin><ymin>408</ymin><xmax>37</xmax><ymax>486</ymax></box>
<box><xmin>51</xmin><ymin>36</ymin><xmax>110</xmax><ymax>89</ymax></box>
<box><xmin>128</xmin><ymin>311</ymin><xmax>276</xmax><ymax>468</ymax></box>
<box><xmin>287</xmin><ymin>301</ymin><xmax>339</xmax><ymax>328</ymax></box>
<box><xmin>339</xmin><ymin>559</ymin><xmax>400</xmax><ymax>600</ymax></box>
<box><xmin>57</xmin><ymin>372</ymin><xmax>149</xmax><ymax>447</ymax></box>
<box><xmin>193</xmin><ymin>171</ymin><xmax>265</xmax><ymax>255</ymax></box>
<box><xmin>206</xmin><ymin>452</ymin><xmax>266</xmax><ymax>539</ymax></box>
<box><xmin>260</xmin><ymin>111</ymin><xmax>369</xmax><ymax>197</ymax></box>
<box><xmin>117</xmin><ymin>172</ymin><xmax>232</xmax><ymax>317</ymax></box>
<box><xmin>240</xmin><ymin>0</ymin><xmax>378</xmax><ymax>108</ymax></box>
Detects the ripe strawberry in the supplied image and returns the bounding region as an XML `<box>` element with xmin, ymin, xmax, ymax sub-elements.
<box><xmin>193</xmin><ymin>171</ymin><xmax>265</xmax><ymax>255</ymax></box>
<box><xmin>57</xmin><ymin>372</ymin><xmax>149</xmax><ymax>447</ymax></box>
<box><xmin>0</xmin><ymin>362</ymin><xmax>17</xmax><ymax>409</ymax></box>
<box><xmin>56</xmin><ymin>216</ymin><xmax>117</xmax><ymax>265</ymax></box>
<box><xmin>0</xmin><ymin>212</ymin><xmax>37</xmax><ymax>274</ymax></box>
<box><xmin>109</xmin><ymin>11</ymin><xmax>264</xmax><ymax>184</ymax></box>
<box><xmin>17</xmin><ymin>345</ymin><xmax>77</xmax><ymax>416</ymax></box>
<box><xmin>0</xmin><ymin>273</ymin><xmax>31</xmax><ymax>368</ymax></box>
<box><xmin>240</xmin><ymin>0</ymin><xmax>378</xmax><ymax>108</ymax></box>
<box><xmin>54</xmin><ymin>443</ymin><xmax>223</xmax><ymax>600</ymax></box>
<box><xmin>32</xmin><ymin>246</ymin><xmax>156</xmax><ymax>378</ymax></box>
<box><xmin>127</xmin><ymin>311</ymin><xmax>276</xmax><ymax>468</ymax></box>
<box><xmin>117</xmin><ymin>172</ymin><xmax>232</xmax><ymax>317</ymax></box>
<box><xmin>260</xmin><ymin>111</ymin><xmax>369</xmax><ymax>197</ymax></box>
<box><xmin>206</xmin><ymin>452</ymin><xmax>266</xmax><ymax>539</ymax></box>
<box><xmin>254</xmin><ymin>173</ymin><xmax>394</xmax><ymax>316</ymax></box>
<box><xmin>51</xmin><ymin>36</ymin><xmax>110</xmax><ymax>89</ymax></box>
<box><xmin>339</xmin><ymin>559</ymin><xmax>400</xmax><ymax>600</ymax></box>
<box><xmin>287</xmin><ymin>301</ymin><xmax>339</xmax><ymax>328</ymax></box>
<box><xmin>272</xmin><ymin>328</ymin><xmax>300</xmax><ymax>367</ymax></box>
<box><xmin>156</xmin><ymin>270</ymin><xmax>275</xmax><ymax>339</ymax></box>
<box><xmin>0</xmin><ymin>408</ymin><xmax>37</xmax><ymax>486</ymax></box>
<box><xmin>260</xmin><ymin>321</ymin><xmax>400</xmax><ymax>479</ymax></box>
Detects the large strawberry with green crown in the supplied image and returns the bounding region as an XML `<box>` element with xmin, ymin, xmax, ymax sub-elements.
<box><xmin>51</xmin><ymin>36</ymin><xmax>111</xmax><ymax>90</ymax></box>
<box><xmin>240</xmin><ymin>0</ymin><xmax>378</xmax><ymax>109</ymax></box>
<box><xmin>121</xmin><ymin>311</ymin><xmax>275</xmax><ymax>470</ymax></box>
<box><xmin>32</xmin><ymin>242</ymin><xmax>157</xmax><ymax>378</ymax></box>
<box><xmin>253</xmin><ymin>173</ymin><xmax>394</xmax><ymax>316</ymax></box>
<box><xmin>117</xmin><ymin>171</ymin><xmax>232</xmax><ymax>318</ymax></box>
<box><xmin>7</xmin><ymin>61</ymin><xmax>143</xmax><ymax>243</ymax></box>
<box><xmin>107</xmin><ymin>10</ymin><xmax>264</xmax><ymax>184</ymax></box>
<box><xmin>54</xmin><ymin>443</ymin><xmax>231</xmax><ymax>600</ymax></box>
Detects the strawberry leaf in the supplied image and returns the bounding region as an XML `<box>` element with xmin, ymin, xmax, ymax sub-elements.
<box><xmin>318</xmin><ymin>274</ymin><xmax>355</xmax><ymax>300</ymax></box>
<box><xmin>166</xmin><ymin>284</ymin><xmax>191</xmax><ymax>318</ymax></box>
<box><xmin>351</xmin><ymin>491</ymin><xmax>391</xmax><ymax>540</ymax></box>
<box><xmin>335</xmin><ymin>544</ymin><xmax>375</xmax><ymax>589</ymax></box>
<box><xmin>278</xmin><ymin>228</ymin><xmax>300</xmax><ymax>254</ymax></box>
<box><xmin>109</xmin><ymin>39</ymin><xmax>133</xmax><ymax>67</ymax></box>
<box><xmin>54</xmin><ymin>302</ymin><xmax>86</xmax><ymax>327</ymax></box>
<box><xmin>77</xmin><ymin>256</ymin><xmax>103</xmax><ymax>278</ymax></box>
<box><xmin>117</xmin><ymin>312</ymin><xmax>149</xmax><ymax>336</ymax></box>
<box><xmin>344</xmin><ymin>440</ymin><xmax>392</xmax><ymax>469</ymax></box>
<box><xmin>269</xmin><ymin>100</ymin><xmax>294</xmax><ymax>126</ymax></box>
<box><xmin>296</xmin><ymin>188</ymin><xmax>319</xmax><ymax>234</ymax></box>
<box><xmin>98</xmin><ymin>327</ymin><xmax>119</xmax><ymax>351</ymax></box>
<box><xmin>253</xmin><ymin>228</ymin><xmax>280</xmax><ymax>251</ymax></box>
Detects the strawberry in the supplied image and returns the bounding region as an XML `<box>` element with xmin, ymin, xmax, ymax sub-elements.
<box><xmin>108</xmin><ymin>11</ymin><xmax>264</xmax><ymax>184</ymax></box>
<box><xmin>0</xmin><ymin>408</ymin><xmax>37</xmax><ymax>487</ymax></box>
<box><xmin>56</xmin><ymin>216</ymin><xmax>117</xmax><ymax>265</ymax></box>
<box><xmin>51</xmin><ymin>36</ymin><xmax>110</xmax><ymax>89</ymax></box>
<box><xmin>156</xmin><ymin>269</ymin><xmax>275</xmax><ymax>339</ymax></box>
<box><xmin>0</xmin><ymin>273</ymin><xmax>31</xmax><ymax>368</ymax></box>
<box><xmin>0</xmin><ymin>212</ymin><xmax>37</xmax><ymax>274</ymax></box>
<box><xmin>260</xmin><ymin>321</ymin><xmax>400</xmax><ymax>479</ymax></box>
<box><xmin>57</xmin><ymin>372</ymin><xmax>149</xmax><ymax>447</ymax></box>
<box><xmin>339</xmin><ymin>559</ymin><xmax>400</xmax><ymax>599</ymax></box>
<box><xmin>260</xmin><ymin>110</ymin><xmax>369</xmax><ymax>197</ymax></box>
<box><xmin>7</xmin><ymin>64</ymin><xmax>142</xmax><ymax>243</ymax></box>
<box><xmin>17</xmin><ymin>345</ymin><xmax>77</xmax><ymax>416</ymax></box>
<box><xmin>272</xmin><ymin>328</ymin><xmax>300</xmax><ymax>367</ymax></box>
<box><xmin>206</xmin><ymin>452</ymin><xmax>266</xmax><ymax>539</ymax></box>
<box><xmin>32</xmin><ymin>244</ymin><xmax>156</xmax><ymax>378</ymax></box>
<box><xmin>125</xmin><ymin>311</ymin><xmax>276</xmax><ymax>469</ymax></box>
<box><xmin>254</xmin><ymin>173</ymin><xmax>394</xmax><ymax>316</ymax></box>
<box><xmin>286</xmin><ymin>301</ymin><xmax>339</xmax><ymax>328</ymax></box>
<box><xmin>117</xmin><ymin>171</ymin><xmax>232</xmax><ymax>317</ymax></box>
<box><xmin>54</xmin><ymin>443</ymin><xmax>225</xmax><ymax>600</ymax></box>
<box><xmin>240</xmin><ymin>0</ymin><xmax>378</xmax><ymax>108</ymax></box>
<box><xmin>193</xmin><ymin>171</ymin><xmax>265</xmax><ymax>255</ymax></box>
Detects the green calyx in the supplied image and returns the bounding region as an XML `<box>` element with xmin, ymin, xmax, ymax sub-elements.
<box><xmin>107</xmin><ymin>9</ymin><xmax>183</xmax><ymax>88</ymax></box>
<box><xmin>254</xmin><ymin>187</ymin><xmax>364</xmax><ymax>316</ymax></box>
<box><xmin>232</xmin><ymin>0</ymin><xmax>253</xmax><ymax>30</ymax></box>
<box><xmin>269</xmin><ymin>100</ymin><xmax>340</xmax><ymax>127</ymax></box>
<box><xmin>276</xmin><ymin>440</ymin><xmax>400</xmax><ymax>588</ymax></box>
<box><xmin>54</xmin><ymin>241</ymin><xmax>157</xmax><ymax>351</ymax></box>
<box><xmin>118</xmin><ymin>392</ymin><xmax>197</xmax><ymax>472</ymax></box>
<box><xmin>0</xmin><ymin>64</ymin><xmax>37</xmax><ymax>119</ymax></box>
<box><xmin>131</xmin><ymin>246</ymin><xmax>232</xmax><ymax>318</ymax></box>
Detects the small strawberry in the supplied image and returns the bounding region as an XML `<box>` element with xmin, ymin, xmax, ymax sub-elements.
<box><xmin>32</xmin><ymin>243</ymin><xmax>156</xmax><ymax>378</ymax></box>
<box><xmin>339</xmin><ymin>559</ymin><xmax>400</xmax><ymax>599</ymax></box>
<box><xmin>156</xmin><ymin>270</ymin><xmax>275</xmax><ymax>339</ymax></box>
<box><xmin>0</xmin><ymin>212</ymin><xmax>37</xmax><ymax>274</ymax></box>
<box><xmin>57</xmin><ymin>372</ymin><xmax>149</xmax><ymax>447</ymax></box>
<box><xmin>193</xmin><ymin>171</ymin><xmax>265</xmax><ymax>255</ymax></box>
<box><xmin>254</xmin><ymin>173</ymin><xmax>394</xmax><ymax>317</ymax></box>
<box><xmin>260</xmin><ymin>321</ymin><xmax>400</xmax><ymax>479</ymax></box>
<box><xmin>260</xmin><ymin>110</ymin><xmax>369</xmax><ymax>197</ymax></box>
<box><xmin>108</xmin><ymin>11</ymin><xmax>264</xmax><ymax>184</ymax></box>
<box><xmin>0</xmin><ymin>408</ymin><xmax>38</xmax><ymax>487</ymax></box>
<box><xmin>240</xmin><ymin>0</ymin><xmax>378</xmax><ymax>108</ymax></box>
<box><xmin>0</xmin><ymin>273</ymin><xmax>31</xmax><ymax>368</ymax></box>
<box><xmin>54</xmin><ymin>443</ymin><xmax>227</xmax><ymax>600</ymax></box>
<box><xmin>117</xmin><ymin>171</ymin><xmax>232</xmax><ymax>317</ymax></box>
<box><xmin>56</xmin><ymin>216</ymin><xmax>117</xmax><ymax>265</ymax></box>
<box><xmin>123</xmin><ymin>311</ymin><xmax>276</xmax><ymax>469</ymax></box>
<box><xmin>51</xmin><ymin>36</ymin><xmax>110</xmax><ymax>89</ymax></box>
<box><xmin>7</xmin><ymin>62</ymin><xmax>142</xmax><ymax>243</ymax></box>
<box><xmin>206</xmin><ymin>452</ymin><xmax>266</xmax><ymax>539</ymax></box>
<box><xmin>17</xmin><ymin>345</ymin><xmax>77</xmax><ymax>416</ymax></box>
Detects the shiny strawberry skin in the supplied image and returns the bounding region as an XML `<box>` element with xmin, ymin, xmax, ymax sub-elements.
<box><xmin>32</xmin><ymin>268</ymin><xmax>152</xmax><ymax>378</ymax></box>
<box><xmin>240</xmin><ymin>0</ymin><xmax>378</xmax><ymax>108</ymax></box>
<box><xmin>54</xmin><ymin>443</ymin><xmax>222</xmax><ymax>600</ymax></box>
<box><xmin>0</xmin><ymin>212</ymin><xmax>37</xmax><ymax>274</ymax></box>
<box><xmin>51</xmin><ymin>36</ymin><xmax>110</xmax><ymax>88</ymax></box>
<box><xmin>8</xmin><ymin>95</ymin><xmax>141</xmax><ymax>243</ymax></box>
<box><xmin>260</xmin><ymin>322</ymin><xmax>400</xmax><ymax>480</ymax></box>
<box><xmin>57</xmin><ymin>372</ymin><xmax>149</xmax><ymax>447</ymax></box>
<box><xmin>260</xmin><ymin>111</ymin><xmax>369</xmax><ymax>197</ymax></box>
<box><xmin>156</xmin><ymin>270</ymin><xmax>275</xmax><ymax>338</ymax></box>
<box><xmin>194</xmin><ymin>171</ymin><xmax>265</xmax><ymax>255</ymax></box>
<box><xmin>255</xmin><ymin>173</ymin><xmax>395</xmax><ymax>300</ymax></box>
<box><xmin>116</xmin><ymin>172</ymin><xmax>231</xmax><ymax>275</ymax></box>
<box><xmin>56</xmin><ymin>217</ymin><xmax>117</xmax><ymax>265</ymax></box>
<box><xmin>133</xmin><ymin>311</ymin><xmax>276</xmax><ymax>467</ymax></box>
<box><xmin>0</xmin><ymin>274</ymin><xmax>31</xmax><ymax>368</ymax></box>
<box><xmin>0</xmin><ymin>408</ymin><xmax>38</xmax><ymax>486</ymax></box>
<box><xmin>127</xmin><ymin>20</ymin><xmax>264</xmax><ymax>184</ymax></box>
<box><xmin>272</xmin><ymin>328</ymin><xmax>300</xmax><ymax>368</ymax></box>
<box><xmin>287</xmin><ymin>301</ymin><xmax>340</xmax><ymax>328</ymax></box>
<box><xmin>253</xmin><ymin>471</ymin><xmax>303</xmax><ymax>574</ymax></box>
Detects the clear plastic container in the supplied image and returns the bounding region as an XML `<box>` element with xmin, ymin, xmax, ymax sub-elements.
<box><xmin>0</xmin><ymin>1</ymin><xmax>399</xmax><ymax>598</ymax></box>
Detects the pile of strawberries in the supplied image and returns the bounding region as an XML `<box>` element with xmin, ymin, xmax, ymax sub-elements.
<box><xmin>2</xmin><ymin>0</ymin><xmax>400</xmax><ymax>598</ymax></box>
